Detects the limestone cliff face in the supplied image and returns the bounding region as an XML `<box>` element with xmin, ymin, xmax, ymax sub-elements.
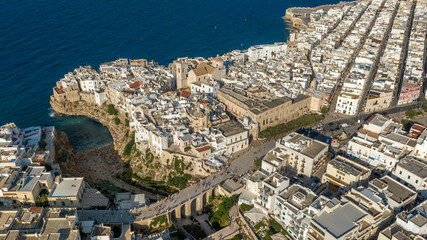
<box><xmin>54</xmin><ymin>131</ymin><xmax>75</xmax><ymax>170</ymax></box>
<box><xmin>50</xmin><ymin>97</ymin><xmax>207</xmax><ymax>184</ymax></box>
<box><xmin>50</xmin><ymin>98</ymin><xmax>130</xmax><ymax>154</ymax></box>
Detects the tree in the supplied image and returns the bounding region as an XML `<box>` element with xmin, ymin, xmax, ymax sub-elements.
<box><xmin>406</xmin><ymin>109</ymin><xmax>419</xmax><ymax>118</ymax></box>
<box><xmin>321</xmin><ymin>107</ymin><xmax>329</xmax><ymax>114</ymax></box>
<box><xmin>232</xmin><ymin>234</ymin><xmax>243</xmax><ymax>240</ymax></box>
<box><xmin>123</xmin><ymin>138</ymin><xmax>135</xmax><ymax>157</ymax></box>
<box><xmin>255</xmin><ymin>158</ymin><xmax>262</xmax><ymax>169</ymax></box>
<box><xmin>36</xmin><ymin>189</ymin><xmax>49</xmax><ymax>207</ymax></box>
<box><xmin>114</xmin><ymin>117</ymin><xmax>121</xmax><ymax>125</ymax></box>
<box><xmin>167</xmin><ymin>174</ymin><xmax>190</xmax><ymax>188</ymax></box>
<box><xmin>107</xmin><ymin>104</ymin><xmax>118</xmax><ymax>115</ymax></box>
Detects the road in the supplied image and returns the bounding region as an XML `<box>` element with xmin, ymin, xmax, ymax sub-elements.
<box><xmin>358</xmin><ymin>3</ymin><xmax>398</xmax><ymax>113</ymax></box>
<box><xmin>134</xmin><ymin>141</ymin><xmax>276</xmax><ymax>220</ymax></box>
<box><xmin>391</xmin><ymin>2</ymin><xmax>416</xmax><ymax>107</ymax></box>
<box><xmin>329</xmin><ymin>0</ymin><xmax>385</xmax><ymax>114</ymax></box>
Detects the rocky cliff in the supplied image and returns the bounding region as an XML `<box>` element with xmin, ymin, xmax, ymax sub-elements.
<box><xmin>50</xmin><ymin>98</ymin><xmax>130</xmax><ymax>153</ymax></box>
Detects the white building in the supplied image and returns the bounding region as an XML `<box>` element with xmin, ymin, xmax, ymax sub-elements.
<box><xmin>190</xmin><ymin>80</ymin><xmax>220</xmax><ymax>97</ymax></box>
<box><xmin>277</xmin><ymin>132</ymin><xmax>329</xmax><ymax>177</ymax></box>
<box><xmin>247</xmin><ymin>42</ymin><xmax>288</xmax><ymax>62</ymax></box>
<box><xmin>393</xmin><ymin>156</ymin><xmax>427</xmax><ymax>198</ymax></box>
<box><xmin>212</xmin><ymin>121</ymin><xmax>249</xmax><ymax>155</ymax></box>
<box><xmin>274</xmin><ymin>184</ymin><xmax>328</xmax><ymax>240</ymax></box>
<box><xmin>396</xmin><ymin>200</ymin><xmax>427</xmax><ymax>236</ymax></box>
<box><xmin>79</xmin><ymin>78</ymin><xmax>100</xmax><ymax>92</ymax></box>
<box><xmin>94</xmin><ymin>89</ymin><xmax>107</xmax><ymax>106</ymax></box>
<box><xmin>413</xmin><ymin>129</ymin><xmax>427</xmax><ymax>160</ymax></box>
<box><xmin>256</xmin><ymin>172</ymin><xmax>289</xmax><ymax>213</ymax></box>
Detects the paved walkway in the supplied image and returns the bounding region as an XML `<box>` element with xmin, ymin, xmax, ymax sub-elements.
<box><xmin>134</xmin><ymin>141</ymin><xmax>275</xmax><ymax>220</ymax></box>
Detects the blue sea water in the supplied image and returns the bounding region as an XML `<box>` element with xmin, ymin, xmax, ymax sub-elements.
<box><xmin>0</xmin><ymin>0</ymin><xmax>339</xmax><ymax>150</ymax></box>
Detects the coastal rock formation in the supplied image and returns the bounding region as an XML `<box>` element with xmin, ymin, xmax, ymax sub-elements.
<box><xmin>50</xmin><ymin>98</ymin><xmax>129</xmax><ymax>153</ymax></box>
<box><xmin>50</xmin><ymin>97</ymin><xmax>198</xmax><ymax>189</ymax></box>
<box><xmin>54</xmin><ymin>131</ymin><xmax>74</xmax><ymax>168</ymax></box>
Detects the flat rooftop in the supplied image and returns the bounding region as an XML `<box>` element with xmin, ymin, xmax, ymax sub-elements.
<box><xmin>282</xmin><ymin>133</ymin><xmax>328</xmax><ymax>158</ymax></box>
<box><xmin>49</xmin><ymin>178</ymin><xmax>83</xmax><ymax>198</ymax></box>
<box><xmin>329</xmin><ymin>158</ymin><xmax>363</xmax><ymax>176</ymax></box>
<box><xmin>313</xmin><ymin>202</ymin><xmax>366</xmax><ymax>238</ymax></box>
<box><xmin>397</xmin><ymin>156</ymin><xmax>427</xmax><ymax>179</ymax></box>
<box><xmin>217</xmin><ymin>121</ymin><xmax>245</xmax><ymax>137</ymax></box>
<box><xmin>371</xmin><ymin>176</ymin><xmax>416</xmax><ymax>204</ymax></box>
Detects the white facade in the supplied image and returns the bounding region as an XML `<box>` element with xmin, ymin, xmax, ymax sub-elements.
<box><xmin>336</xmin><ymin>94</ymin><xmax>359</xmax><ymax>115</ymax></box>
<box><xmin>393</xmin><ymin>156</ymin><xmax>427</xmax><ymax>198</ymax></box>
<box><xmin>413</xmin><ymin>130</ymin><xmax>427</xmax><ymax>160</ymax></box>
<box><xmin>79</xmin><ymin>79</ymin><xmax>100</xmax><ymax>92</ymax></box>
<box><xmin>190</xmin><ymin>80</ymin><xmax>220</xmax><ymax>97</ymax></box>
<box><xmin>277</xmin><ymin>133</ymin><xmax>328</xmax><ymax>177</ymax></box>
<box><xmin>247</xmin><ymin>43</ymin><xmax>287</xmax><ymax>62</ymax></box>
<box><xmin>94</xmin><ymin>90</ymin><xmax>106</xmax><ymax>106</ymax></box>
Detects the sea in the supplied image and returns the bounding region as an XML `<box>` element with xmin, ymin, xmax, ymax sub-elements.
<box><xmin>0</xmin><ymin>0</ymin><xmax>340</xmax><ymax>151</ymax></box>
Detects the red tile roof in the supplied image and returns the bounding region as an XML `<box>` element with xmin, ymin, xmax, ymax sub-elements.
<box><xmin>30</xmin><ymin>206</ymin><xmax>42</xmax><ymax>214</ymax></box>
<box><xmin>196</xmin><ymin>146</ymin><xmax>211</xmax><ymax>153</ymax></box>
<box><xmin>358</xmin><ymin>128</ymin><xmax>379</xmax><ymax>138</ymax></box>
<box><xmin>129</xmin><ymin>80</ymin><xmax>143</xmax><ymax>89</ymax></box>
<box><xmin>411</xmin><ymin>124</ymin><xmax>425</xmax><ymax>132</ymax></box>
<box><xmin>181</xmin><ymin>90</ymin><xmax>191</xmax><ymax>98</ymax></box>
<box><xmin>54</xmin><ymin>87</ymin><xmax>65</xmax><ymax>94</ymax></box>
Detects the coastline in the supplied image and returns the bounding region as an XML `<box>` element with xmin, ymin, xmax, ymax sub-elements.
<box><xmin>50</xmin><ymin>97</ymin><xmax>130</xmax><ymax>154</ymax></box>
<box><xmin>48</xmin><ymin>1</ymin><xmax>340</xmax><ymax>200</ymax></box>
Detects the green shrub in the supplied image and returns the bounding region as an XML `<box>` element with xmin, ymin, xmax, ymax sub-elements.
<box><xmin>123</xmin><ymin>138</ymin><xmax>135</xmax><ymax>157</ymax></box>
<box><xmin>240</xmin><ymin>203</ymin><xmax>254</xmax><ymax>213</ymax></box>
<box><xmin>255</xmin><ymin>158</ymin><xmax>262</xmax><ymax>169</ymax></box>
<box><xmin>36</xmin><ymin>189</ymin><xmax>49</xmax><ymax>207</ymax></box>
<box><xmin>406</xmin><ymin>109</ymin><xmax>419</xmax><ymax>118</ymax></box>
<box><xmin>125</xmin><ymin>119</ymin><xmax>130</xmax><ymax>127</ymax></box>
<box><xmin>209</xmin><ymin>195</ymin><xmax>238</xmax><ymax>228</ymax></box>
<box><xmin>107</xmin><ymin>104</ymin><xmax>118</xmax><ymax>115</ymax></box>
<box><xmin>259</xmin><ymin>114</ymin><xmax>324</xmax><ymax>138</ymax></box>
<box><xmin>321</xmin><ymin>107</ymin><xmax>329</xmax><ymax>114</ymax></box>
<box><xmin>232</xmin><ymin>234</ymin><xmax>243</xmax><ymax>240</ymax></box>
<box><xmin>114</xmin><ymin>117</ymin><xmax>121</xmax><ymax>125</ymax></box>
<box><xmin>254</xmin><ymin>222</ymin><xmax>265</xmax><ymax>231</ymax></box>
<box><xmin>150</xmin><ymin>215</ymin><xmax>168</xmax><ymax>228</ymax></box>
<box><xmin>402</xmin><ymin>119</ymin><xmax>411</xmax><ymax>131</ymax></box>
<box><xmin>167</xmin><ymin>174</ymin><xmax>191</xmax><ymax>188</ymax></box>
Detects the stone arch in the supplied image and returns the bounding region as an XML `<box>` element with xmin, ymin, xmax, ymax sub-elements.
<box><xmin>171</xmin><ymin>206</ymin><xmax>181</xmax><ymax>221</ymax></box>
<box><xmin>202</xmin><ymin>191</ymin><xmax>208</xmax><ymax>209</ymax></box>
<box><xmin>191</xmin><ymin>198</ymin><xmax>198</xmax><ymax>216</ymax></box>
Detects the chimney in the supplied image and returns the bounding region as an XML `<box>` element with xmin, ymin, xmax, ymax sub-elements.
<box><xmin>55</xmin><ymin>175</ymin><xmax>63</xmax><ymax>184</ymax></box>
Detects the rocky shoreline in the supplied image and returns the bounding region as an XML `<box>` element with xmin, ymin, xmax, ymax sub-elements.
<box><xmin>50</xmin><ymin>98</ymin><xmax>178</xmax><ymax>199</ymax></box>
<box><xmin>50</xmin><ymin>98</ymin><xmax>130</xmax><ymax>153</ymax></box>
